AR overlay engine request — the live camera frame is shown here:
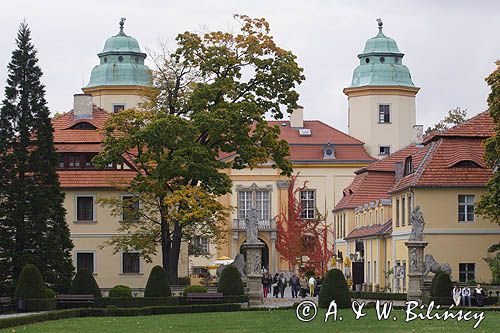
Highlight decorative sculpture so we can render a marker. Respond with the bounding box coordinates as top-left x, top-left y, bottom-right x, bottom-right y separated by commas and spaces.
409, 206, 425, 241
409, 248, 419, 272
245, 208, 259, 244
216, 253, 246, 278
253, 254, 261, 274
423, 254, 452, 276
